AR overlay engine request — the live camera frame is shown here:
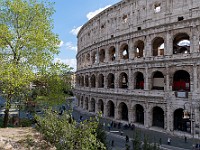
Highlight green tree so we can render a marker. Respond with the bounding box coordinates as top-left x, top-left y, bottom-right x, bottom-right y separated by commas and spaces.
35, 109, 107, 150
132, 130, 141, 150
0, 0, 61, 127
